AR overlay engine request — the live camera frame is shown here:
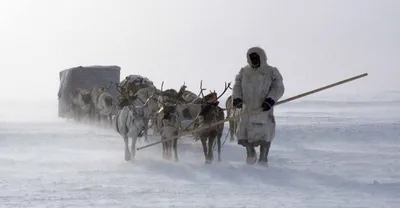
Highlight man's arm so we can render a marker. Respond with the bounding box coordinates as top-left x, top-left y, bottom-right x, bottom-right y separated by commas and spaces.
267, 67, 285, 102
232, 68, 244, 100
